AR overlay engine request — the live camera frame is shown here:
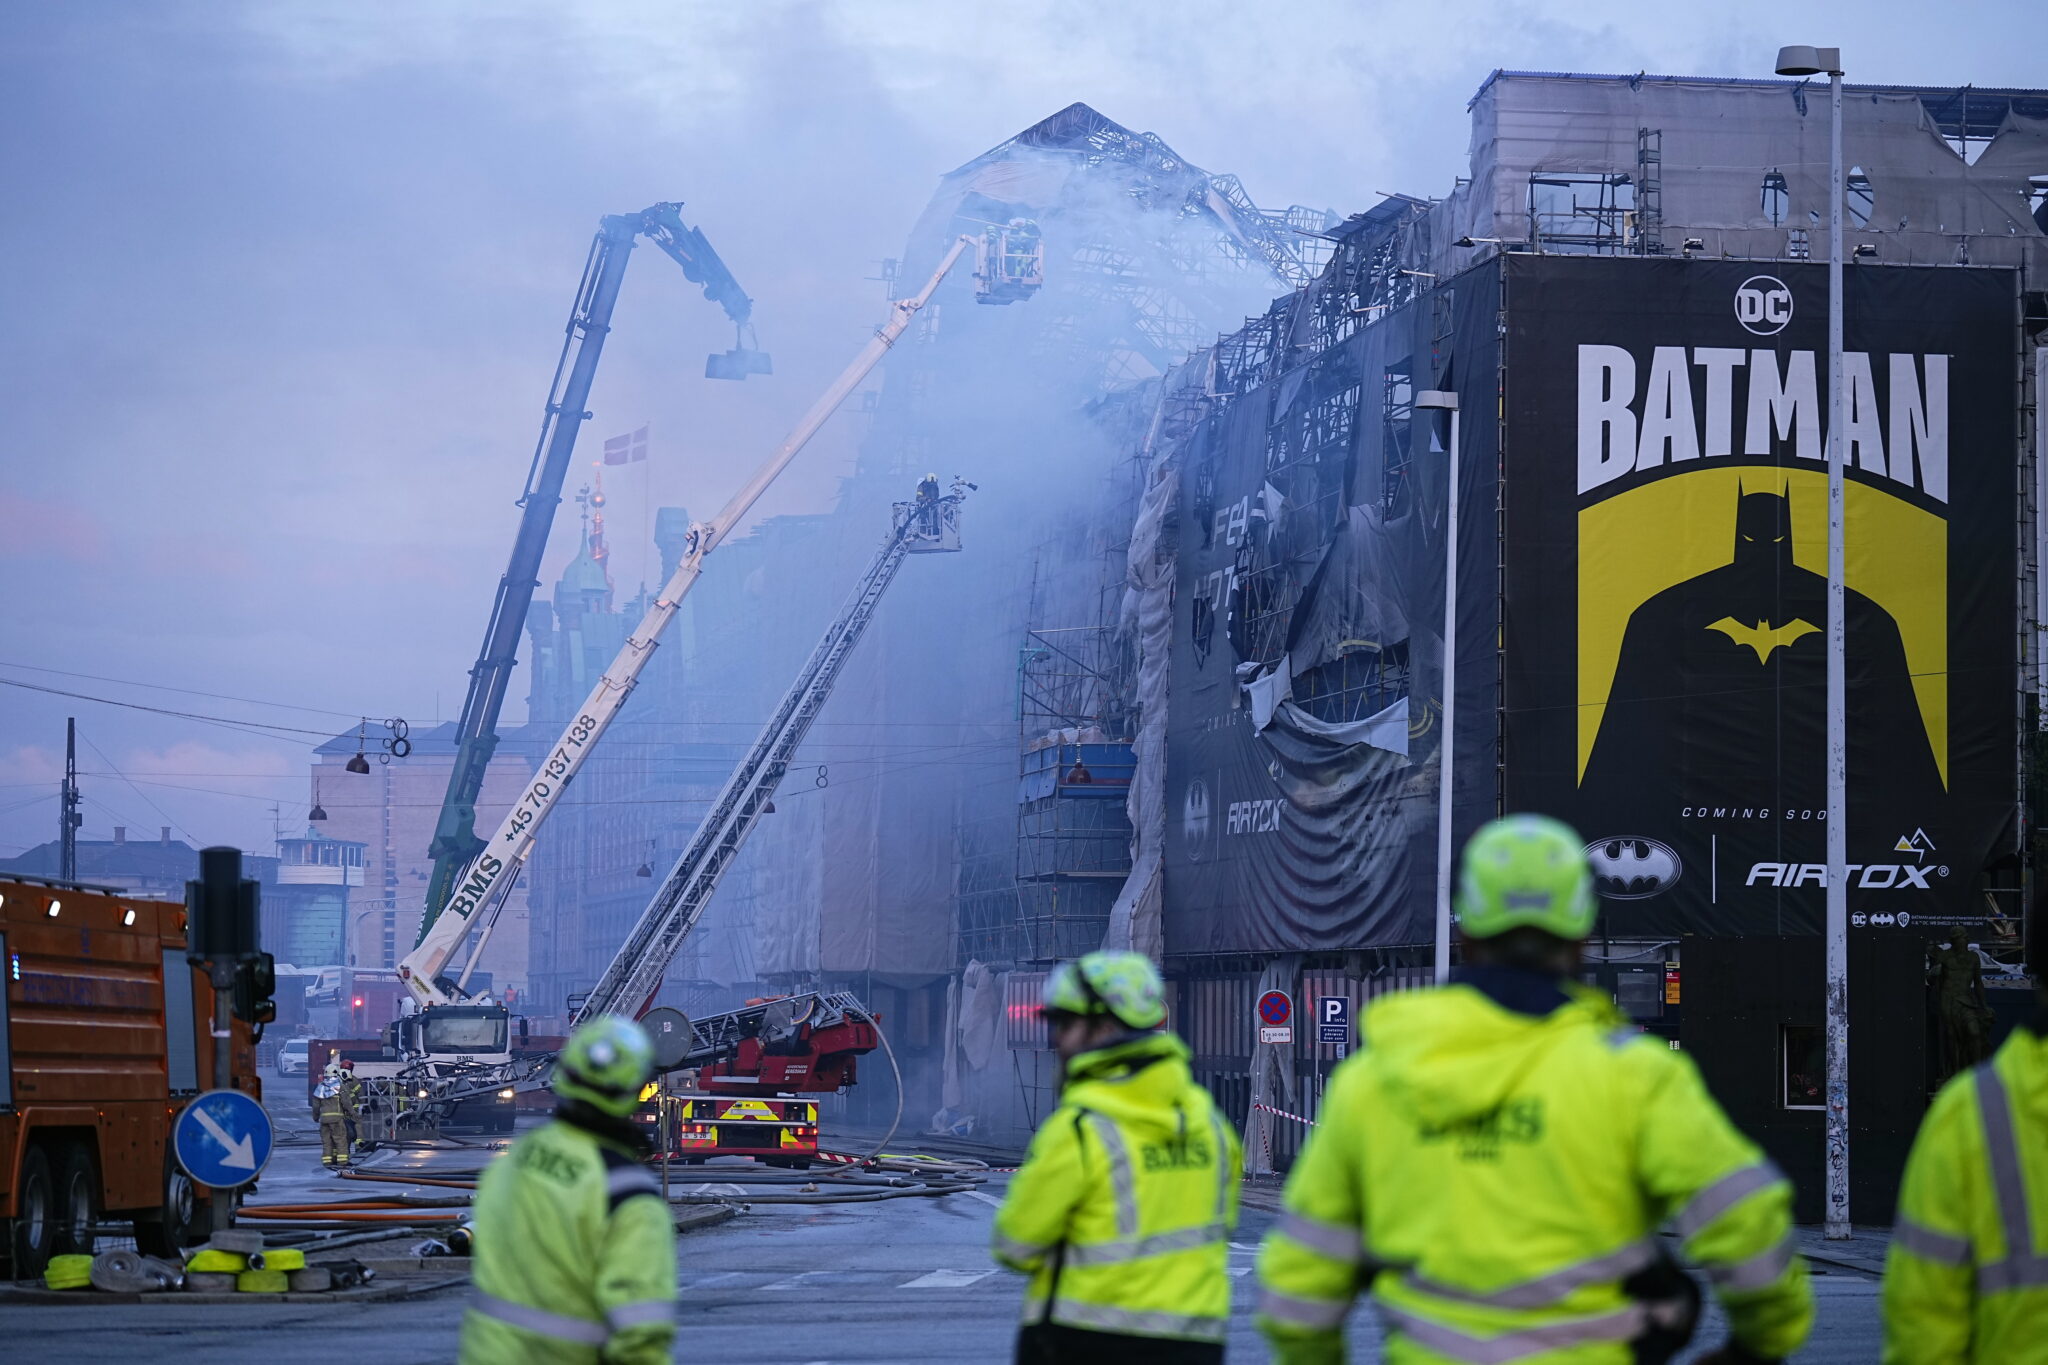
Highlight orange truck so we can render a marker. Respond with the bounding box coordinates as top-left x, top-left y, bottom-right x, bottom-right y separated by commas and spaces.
1, 874, 259, 1276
